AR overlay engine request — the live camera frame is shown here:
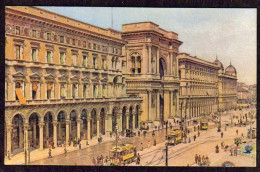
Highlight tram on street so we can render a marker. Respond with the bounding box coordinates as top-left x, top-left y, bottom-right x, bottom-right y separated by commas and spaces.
109, 143, 136, 165
167, 129, 182, 145
200, 119, 208, 130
